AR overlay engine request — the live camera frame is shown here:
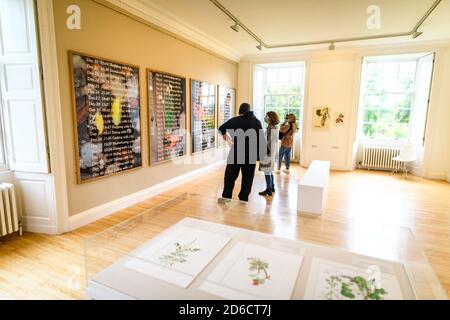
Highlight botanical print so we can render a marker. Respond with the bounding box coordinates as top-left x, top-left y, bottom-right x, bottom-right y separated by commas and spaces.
324, 274, 388, 300
200, 242, 303, 299
247, 257, 271, 286
159, 239, 200, 267
334, 112, 345, 126
124, 225, 232, 288
304, 258, 404, 300
313, 107, 331, 130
